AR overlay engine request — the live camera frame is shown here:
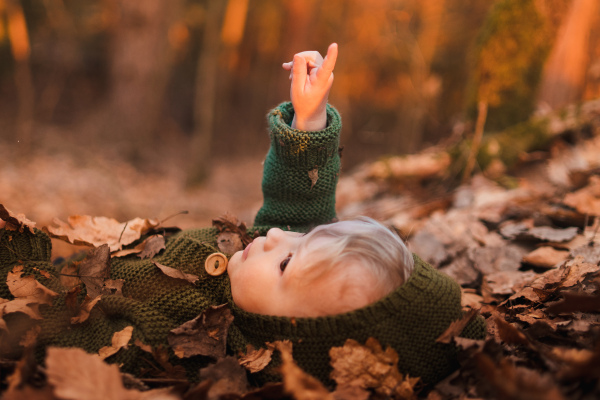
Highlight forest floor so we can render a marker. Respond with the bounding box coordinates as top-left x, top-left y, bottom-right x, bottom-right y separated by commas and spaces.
2, 112, 600, 399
